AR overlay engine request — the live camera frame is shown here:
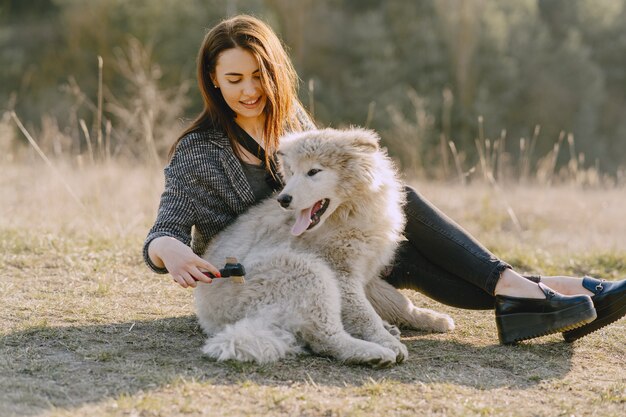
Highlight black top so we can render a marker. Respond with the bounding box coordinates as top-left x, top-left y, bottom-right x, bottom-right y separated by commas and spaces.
240, 161, 275, 203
